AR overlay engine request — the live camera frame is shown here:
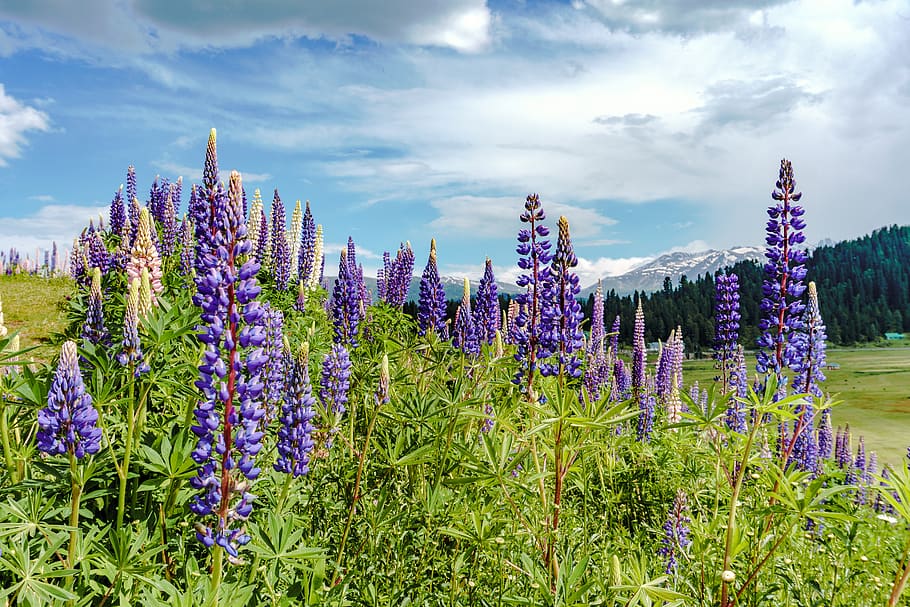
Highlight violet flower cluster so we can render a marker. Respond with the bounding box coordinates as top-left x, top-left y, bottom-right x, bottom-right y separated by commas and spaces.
297, 200, 317, 286
82, 268, 110, 347
417, 239, 447, 338
189, 140, 267, 558
378, 242, 415, 309
36, 341, 101, 459
452, 278, 480, 356
270, 190, 291, 291
331, 249, 363, 347
320, 343, 352, 417
109, 185, 126, 236
473, 258, 500, 345
539, 216, 584, 378
259, 303, 285, 422
116, 279, 150, 375
658, 489, 691, 575
274, 344, 316, 478
756, 159, 808, 381
713, 272, 741, 393
512, 194, 552, 394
